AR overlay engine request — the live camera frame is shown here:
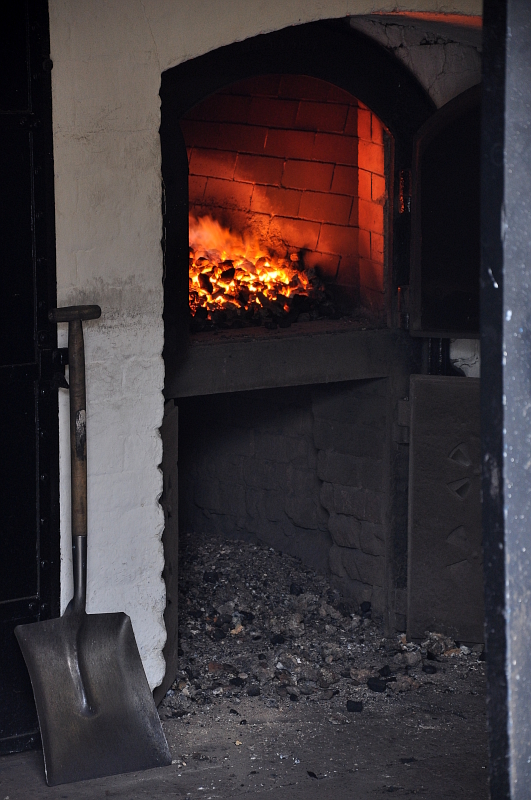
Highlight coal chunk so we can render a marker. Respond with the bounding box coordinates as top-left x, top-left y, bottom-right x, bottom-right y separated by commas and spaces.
203, 571, 219, 584
379, 664, 391, 678
198, 273, 213, 293
229, 676, 246, 687
367, 677, 387, 693
292, 295, 311, 313
290, 583, 303, 596
346, 700, 363, 712
270, 634, 285, 645
247, 685, 261, 697
422, 663, 437, 674
360, 601, 372, 618
220, 266, 235, 281
171, 708, 189, 719
336, 602, 352, 618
